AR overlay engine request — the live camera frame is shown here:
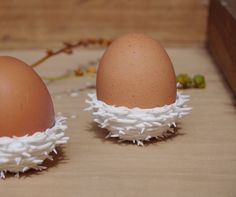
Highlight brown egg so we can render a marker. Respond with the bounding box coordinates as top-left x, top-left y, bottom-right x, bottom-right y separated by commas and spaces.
0, 56, 55, 137
96, 33, 176, 108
